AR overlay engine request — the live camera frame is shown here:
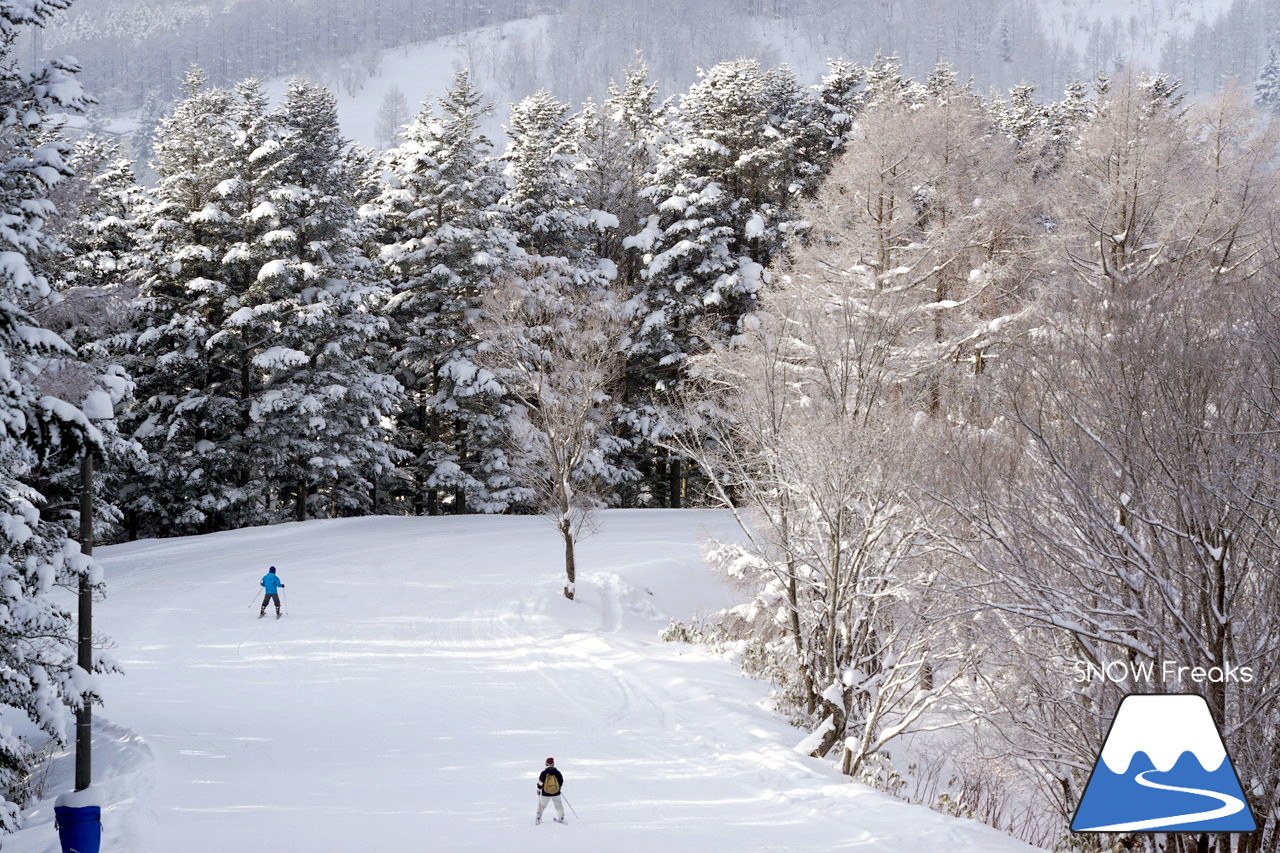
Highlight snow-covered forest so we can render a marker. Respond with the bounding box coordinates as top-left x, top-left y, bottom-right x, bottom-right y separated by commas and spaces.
18, 1, 1280, 125
6, 0, 1280, 850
